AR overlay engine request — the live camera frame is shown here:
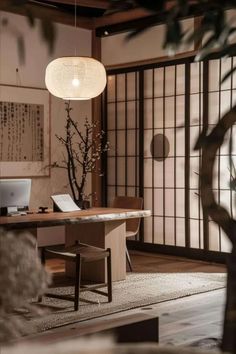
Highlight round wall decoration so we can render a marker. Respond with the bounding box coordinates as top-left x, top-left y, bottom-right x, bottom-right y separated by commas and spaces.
150, 134, 170, 161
